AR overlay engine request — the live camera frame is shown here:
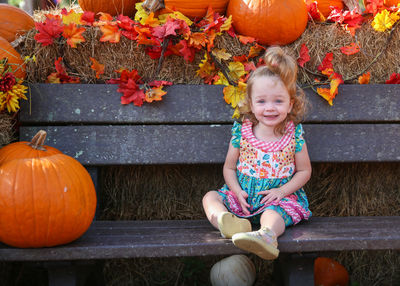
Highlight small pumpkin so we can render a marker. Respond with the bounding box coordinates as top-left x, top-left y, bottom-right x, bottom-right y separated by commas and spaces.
0, 36, 26, 79
0, 4, 35, 42
142, 0, 230, 19
0, 130, 97, 248
226, 0, 308, 46
384, 0, 400, 7
314, 257, 349, 286
306, 0, 344, 17
78, 0, 138, 16
210, 255, 256, 286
